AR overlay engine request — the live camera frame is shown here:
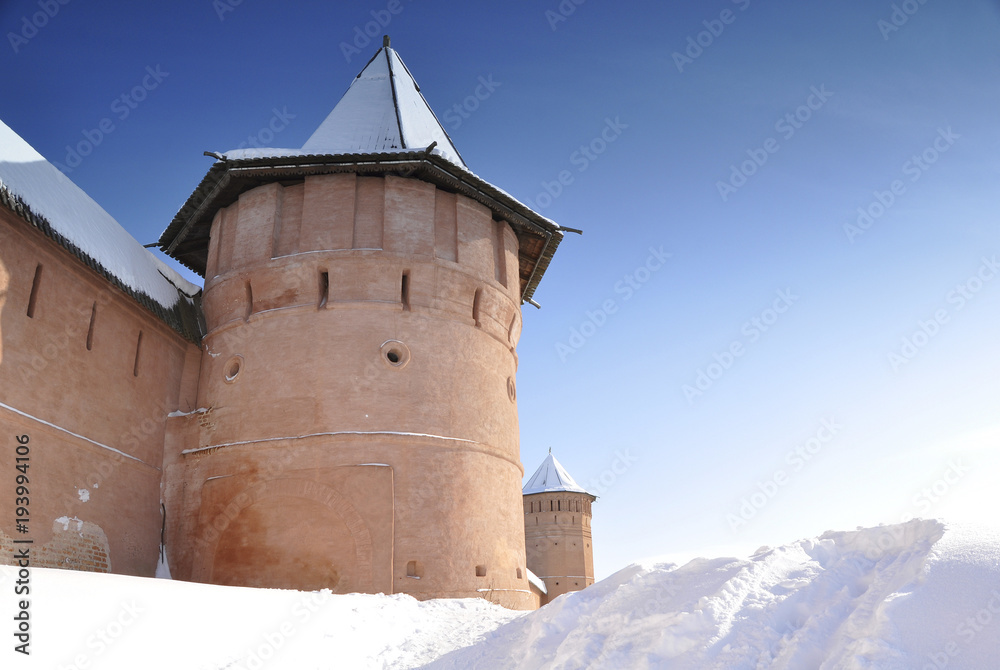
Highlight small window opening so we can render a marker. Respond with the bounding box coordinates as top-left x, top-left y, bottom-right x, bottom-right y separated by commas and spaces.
245, 280, 254, 320
558, 500, 561, 511
133, 331, 143, 377
401, 271, 410, 311
472, 288, 482, 327
318, 271, 329, 309
225, 356, 243, 382
475, 565, 487, 577
86, 302, 97, 351
27, 264, 42, 318
406, 560, 422, 578
516, 568, 523, 579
